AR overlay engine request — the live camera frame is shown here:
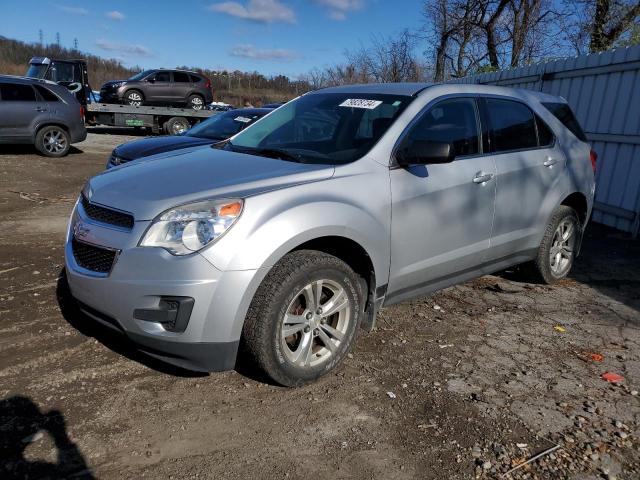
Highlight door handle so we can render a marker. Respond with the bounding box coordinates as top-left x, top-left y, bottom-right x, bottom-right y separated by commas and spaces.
543, 157, 558, 167
35, 107, 48, 112
473, 172, 494, 184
